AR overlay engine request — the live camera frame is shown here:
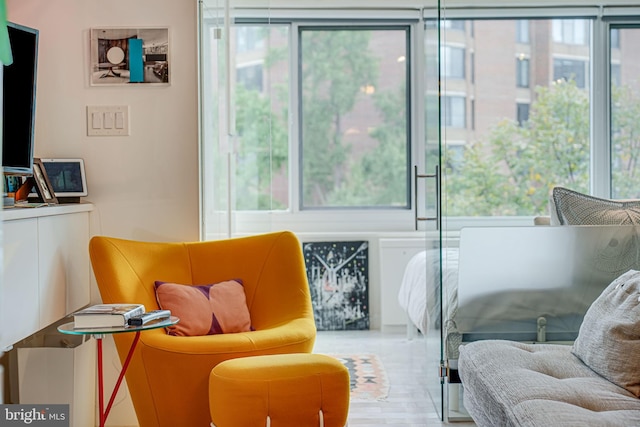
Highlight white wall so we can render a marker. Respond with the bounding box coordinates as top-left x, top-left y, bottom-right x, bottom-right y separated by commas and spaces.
6, 1, 199, 425
7, 0, 200, 247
